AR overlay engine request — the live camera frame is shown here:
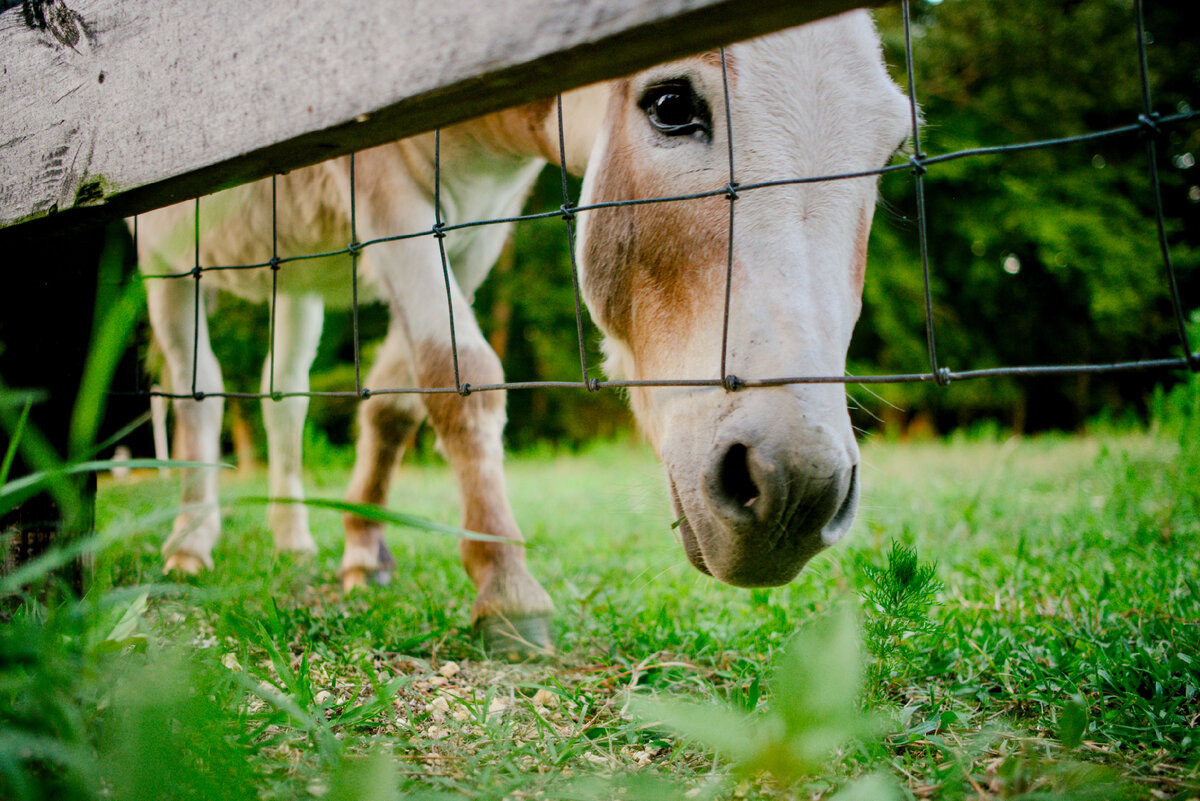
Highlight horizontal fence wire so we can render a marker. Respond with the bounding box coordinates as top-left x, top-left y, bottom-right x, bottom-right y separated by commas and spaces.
134, 0, 1198, 403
